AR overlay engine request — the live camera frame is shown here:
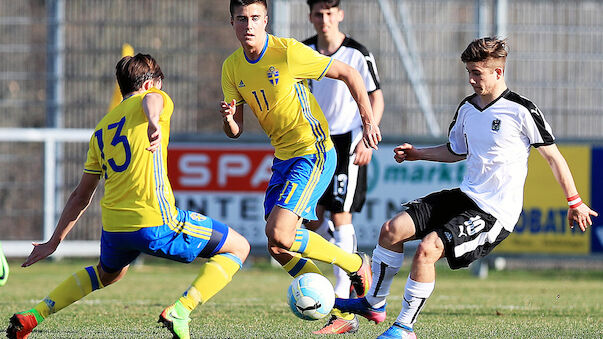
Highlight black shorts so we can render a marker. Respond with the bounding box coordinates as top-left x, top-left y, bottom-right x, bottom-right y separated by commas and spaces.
405, 188, 510, 269
318, 130, 367, 213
